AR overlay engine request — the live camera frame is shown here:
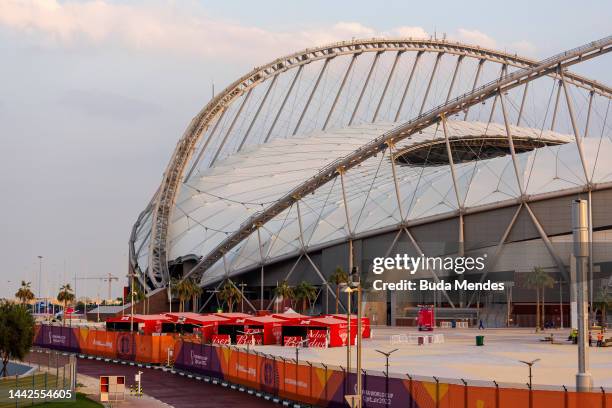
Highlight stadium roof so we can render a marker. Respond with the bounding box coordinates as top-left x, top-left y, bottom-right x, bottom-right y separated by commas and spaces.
161, 120, 611, 286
